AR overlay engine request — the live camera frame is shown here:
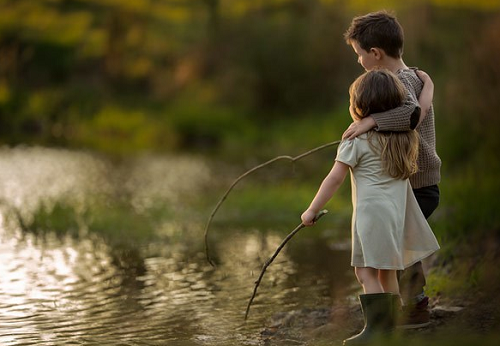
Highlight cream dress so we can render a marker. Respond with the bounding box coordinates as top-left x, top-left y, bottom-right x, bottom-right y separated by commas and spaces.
336, 134, 440, 270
